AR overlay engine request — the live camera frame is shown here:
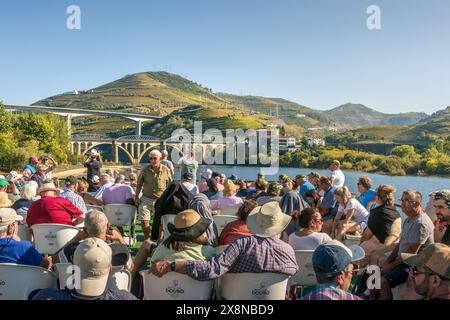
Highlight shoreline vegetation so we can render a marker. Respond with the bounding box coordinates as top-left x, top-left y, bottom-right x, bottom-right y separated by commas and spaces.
0, 103, 448, 178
